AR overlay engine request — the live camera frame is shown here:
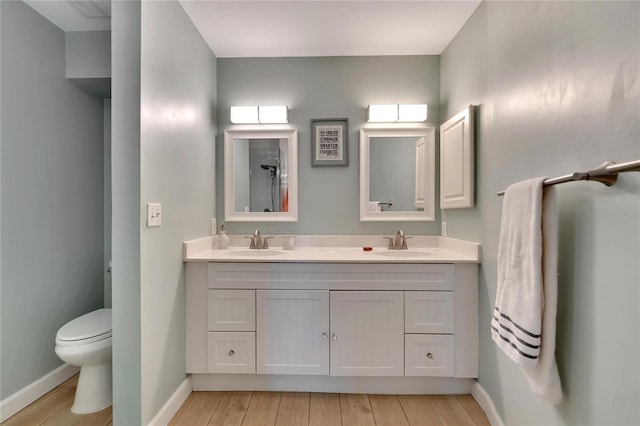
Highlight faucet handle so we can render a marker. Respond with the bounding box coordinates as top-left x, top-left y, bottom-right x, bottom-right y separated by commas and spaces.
383, 237, 395, 250
244, 235, 256, 249
262, 236, 273, 249
401, 236, 412, 249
